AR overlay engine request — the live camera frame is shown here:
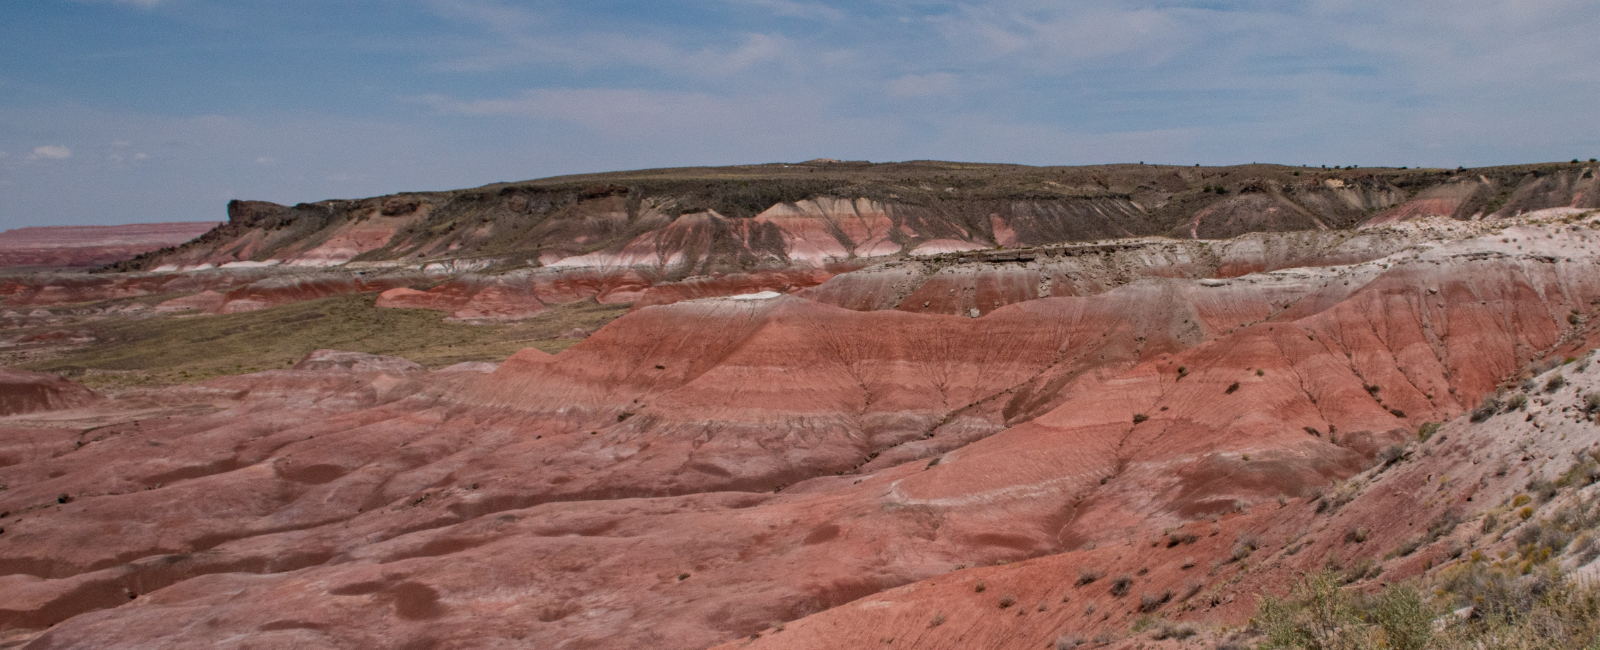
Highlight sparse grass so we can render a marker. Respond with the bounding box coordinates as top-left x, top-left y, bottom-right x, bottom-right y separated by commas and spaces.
18, 293, 630, 389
